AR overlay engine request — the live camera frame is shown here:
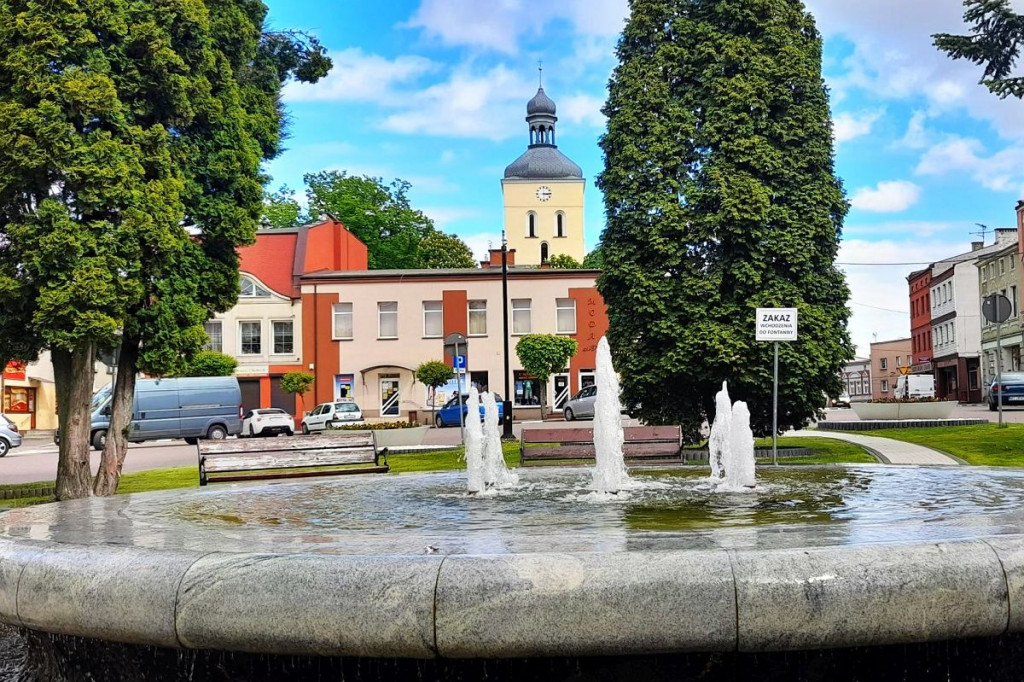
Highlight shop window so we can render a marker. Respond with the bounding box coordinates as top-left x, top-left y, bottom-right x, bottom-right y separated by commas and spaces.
514, 371, 541, 406
3, 386, 35, 413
